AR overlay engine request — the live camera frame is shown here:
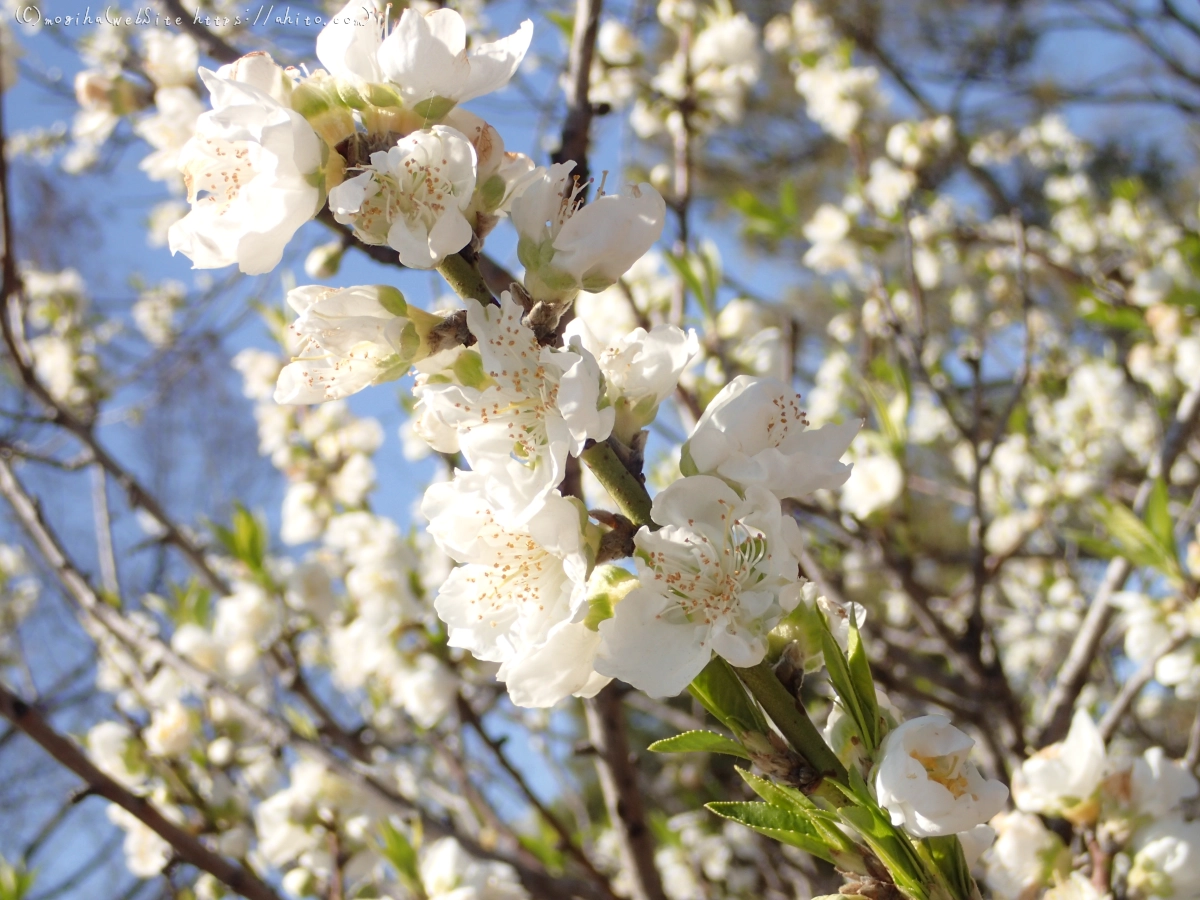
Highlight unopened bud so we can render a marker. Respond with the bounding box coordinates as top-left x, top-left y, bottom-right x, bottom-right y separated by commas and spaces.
304, 241, 345, 279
